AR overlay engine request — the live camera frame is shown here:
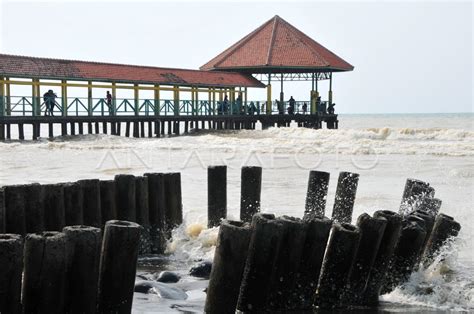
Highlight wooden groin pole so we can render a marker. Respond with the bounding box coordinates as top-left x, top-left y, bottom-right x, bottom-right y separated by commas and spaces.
22, 231, 68, 313
305, 170, 330, 217
418, 197, 442, 215
331, 172, 359, 224
42, 183, 66, 231
23, 183, 45, 233
314, 223, 360, 309
422, 213, 461, 267
205, 220, 252, 314
297, 213, 332, 309
240, 166, 262, 223
99, 180, 117, 224
78, 179, 102, 228
4, 185, 27, 235
97, 220, 142, 313
0, 189, 4, 233
208, 165, 227, 227
144, 173, 166, 253
114, 174, 137, 222
346, 213, 387, 305
163, 173, 183, 234
64, 226, 102, 314
135, 176, 151, 254
0, 234, 23, 314
64, 182, 84, 226
237, 213, 284, 312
